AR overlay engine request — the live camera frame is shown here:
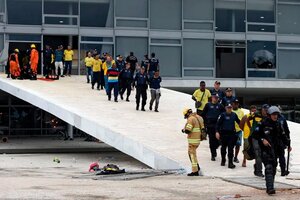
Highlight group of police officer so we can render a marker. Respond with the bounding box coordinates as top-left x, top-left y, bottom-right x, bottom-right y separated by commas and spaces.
183, 80, 292, 195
